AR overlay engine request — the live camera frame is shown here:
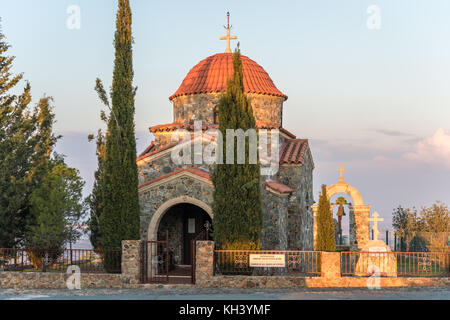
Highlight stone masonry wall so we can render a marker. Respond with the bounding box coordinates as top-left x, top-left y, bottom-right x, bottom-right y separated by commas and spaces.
260, 185, 289, 250
278, 150, 315, 250
139, 175, 213, 240
122, 240, 142, 284
172, 93, 284, 126
195, 241, 214, 284
138, 153, 176, 186
0, 272, 124, 289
